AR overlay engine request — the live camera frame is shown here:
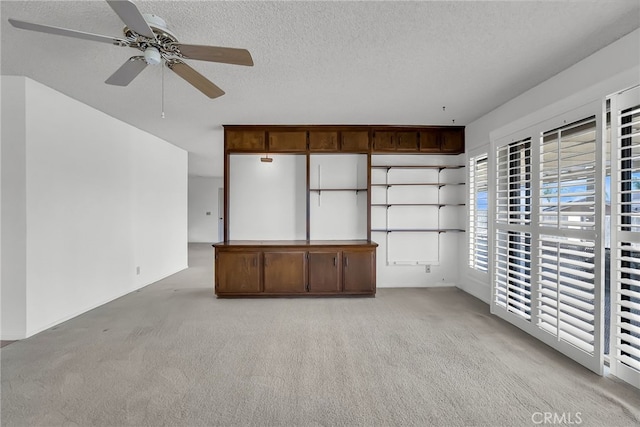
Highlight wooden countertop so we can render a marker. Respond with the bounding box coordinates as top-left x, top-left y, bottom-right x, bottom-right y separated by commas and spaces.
213, 240, 378, 248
